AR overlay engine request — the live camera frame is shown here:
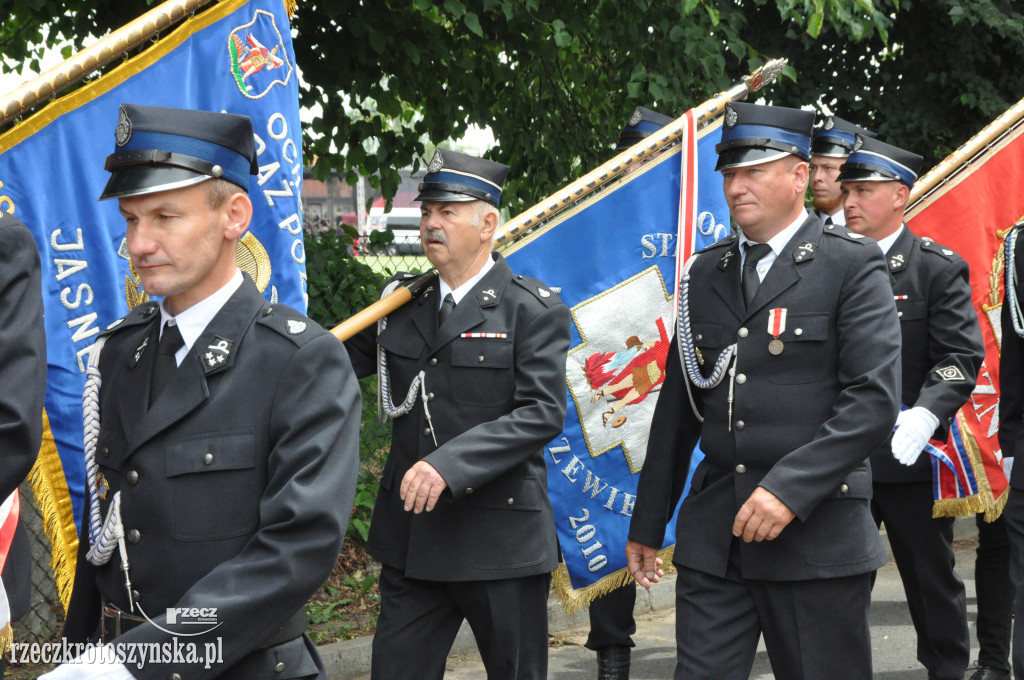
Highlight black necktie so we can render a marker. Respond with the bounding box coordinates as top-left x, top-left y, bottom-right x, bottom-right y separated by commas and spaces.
824, 215, 834, 226
742, 243, 772, 307
438, 293, 456, 327
150, 322, 184, 407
